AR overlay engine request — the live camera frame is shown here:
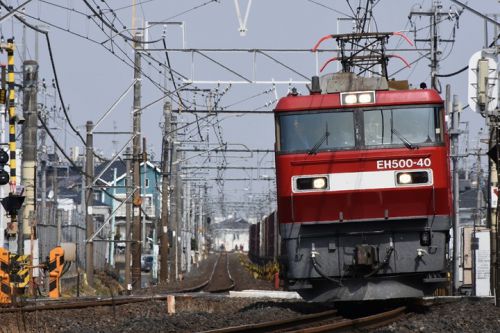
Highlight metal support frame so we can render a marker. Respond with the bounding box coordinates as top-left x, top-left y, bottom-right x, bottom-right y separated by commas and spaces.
147, 48, 427, 85
87, 188, 137, 242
